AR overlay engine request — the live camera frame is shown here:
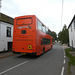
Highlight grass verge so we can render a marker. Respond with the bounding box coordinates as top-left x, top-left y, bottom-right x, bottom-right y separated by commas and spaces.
65, 48, 75, 74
